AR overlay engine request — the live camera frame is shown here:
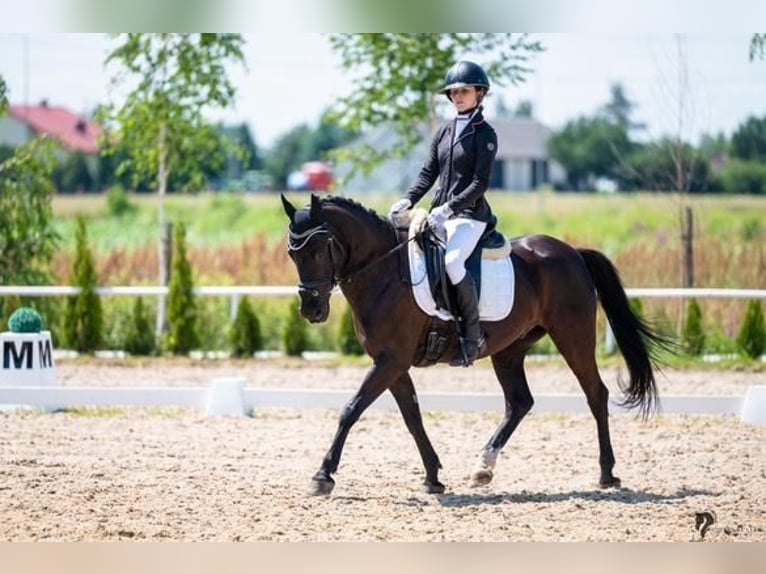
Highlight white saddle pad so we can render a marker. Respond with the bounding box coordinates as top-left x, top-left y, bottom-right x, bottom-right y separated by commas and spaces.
405, 212, 515, 322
